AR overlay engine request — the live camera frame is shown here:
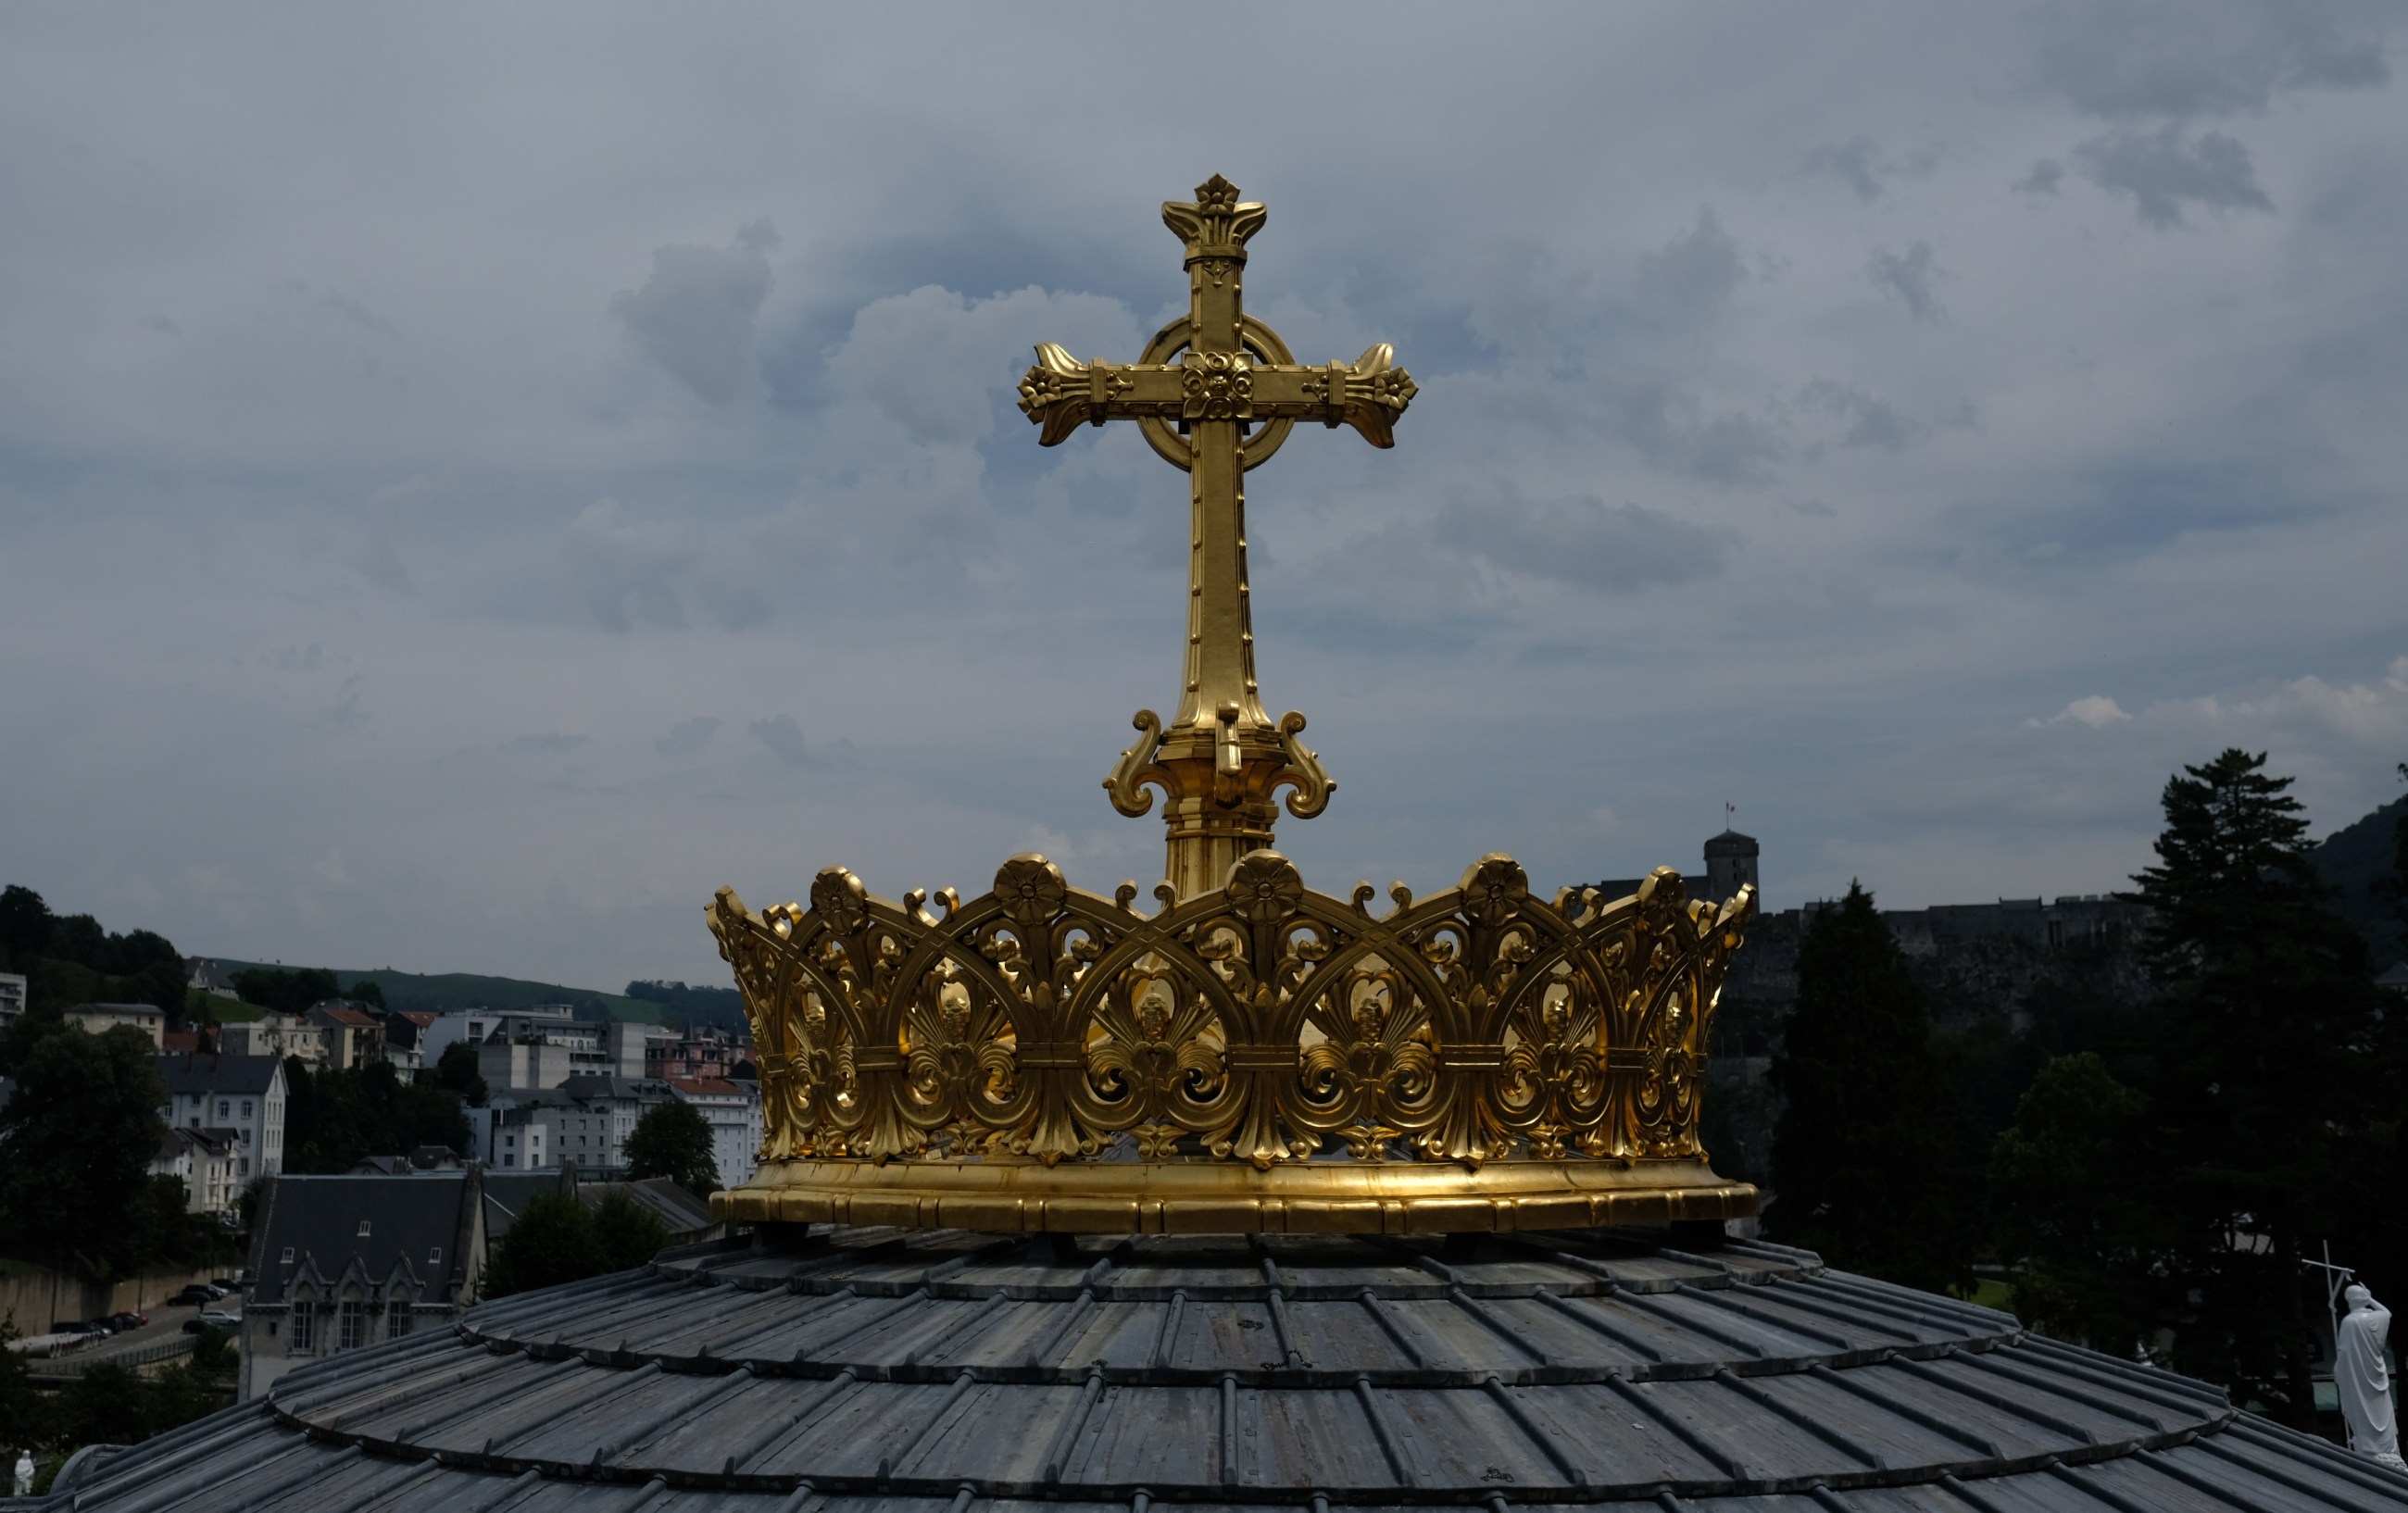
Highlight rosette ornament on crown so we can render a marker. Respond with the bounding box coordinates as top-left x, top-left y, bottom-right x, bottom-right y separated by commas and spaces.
1016, 175, 1418, 902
